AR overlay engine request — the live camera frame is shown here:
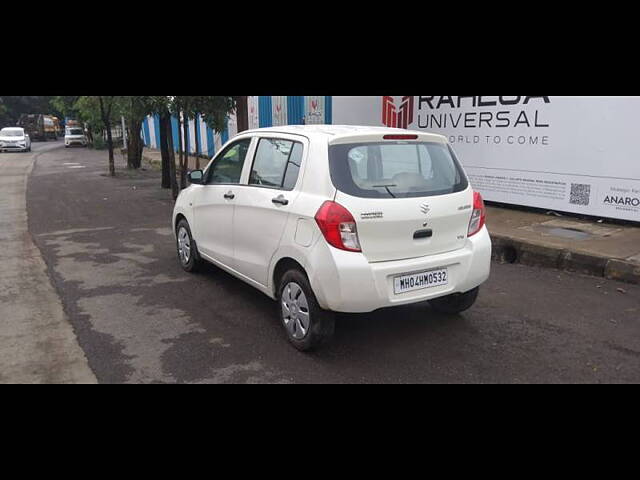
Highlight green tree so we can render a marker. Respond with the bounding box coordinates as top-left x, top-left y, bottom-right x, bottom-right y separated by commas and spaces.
171, 96, 236, 189
119, 96, 158, 170
75, 96, 121, 176
51, 96, 81, 121
147, 96, 177, 195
